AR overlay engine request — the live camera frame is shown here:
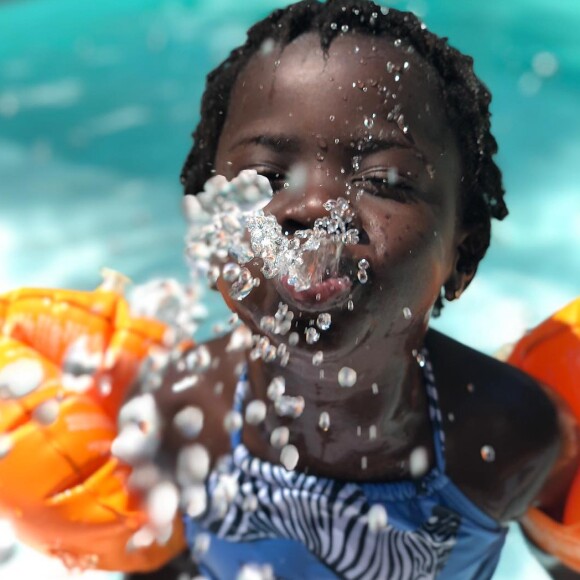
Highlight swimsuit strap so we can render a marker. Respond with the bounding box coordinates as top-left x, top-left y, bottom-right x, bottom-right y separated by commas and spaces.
231, 346, 447, 473
420, 347, 447, 473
